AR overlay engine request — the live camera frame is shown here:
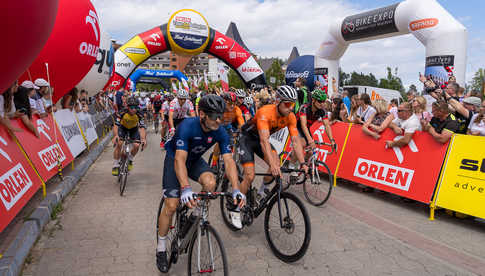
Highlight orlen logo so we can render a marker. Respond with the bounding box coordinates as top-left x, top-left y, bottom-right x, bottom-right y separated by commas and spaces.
313, 125, 331, 163
353, 158, 414, 191
242, 67, 262, 73
37, 144, 66, 171
147, 33, 162, 47
409, 18, 438, 31
80, 10, 100, 58
0, 164, 34, 211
